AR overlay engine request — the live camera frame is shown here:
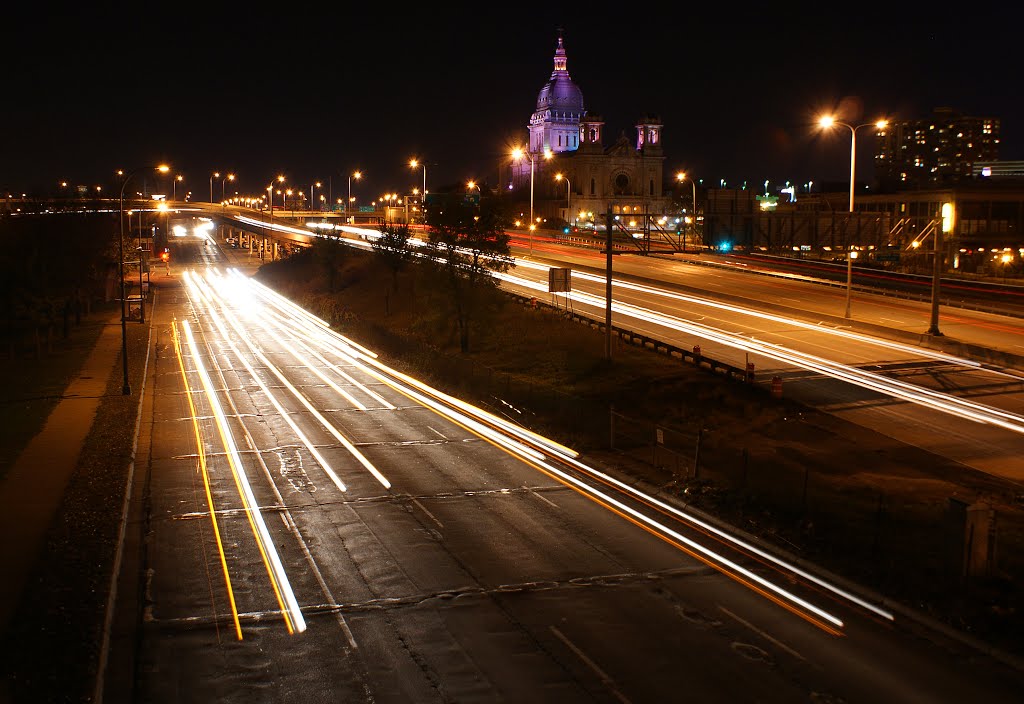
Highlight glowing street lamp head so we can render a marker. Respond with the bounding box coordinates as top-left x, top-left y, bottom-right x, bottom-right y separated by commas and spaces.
818, 115, 836, 129
409, 159, 419, 169
511, 147, 524, 162
157, 165, 170, 174
353, 171, 362, 180
875, 119, 889, 130
676, 171, 687, 182
555, 173, 564, 182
